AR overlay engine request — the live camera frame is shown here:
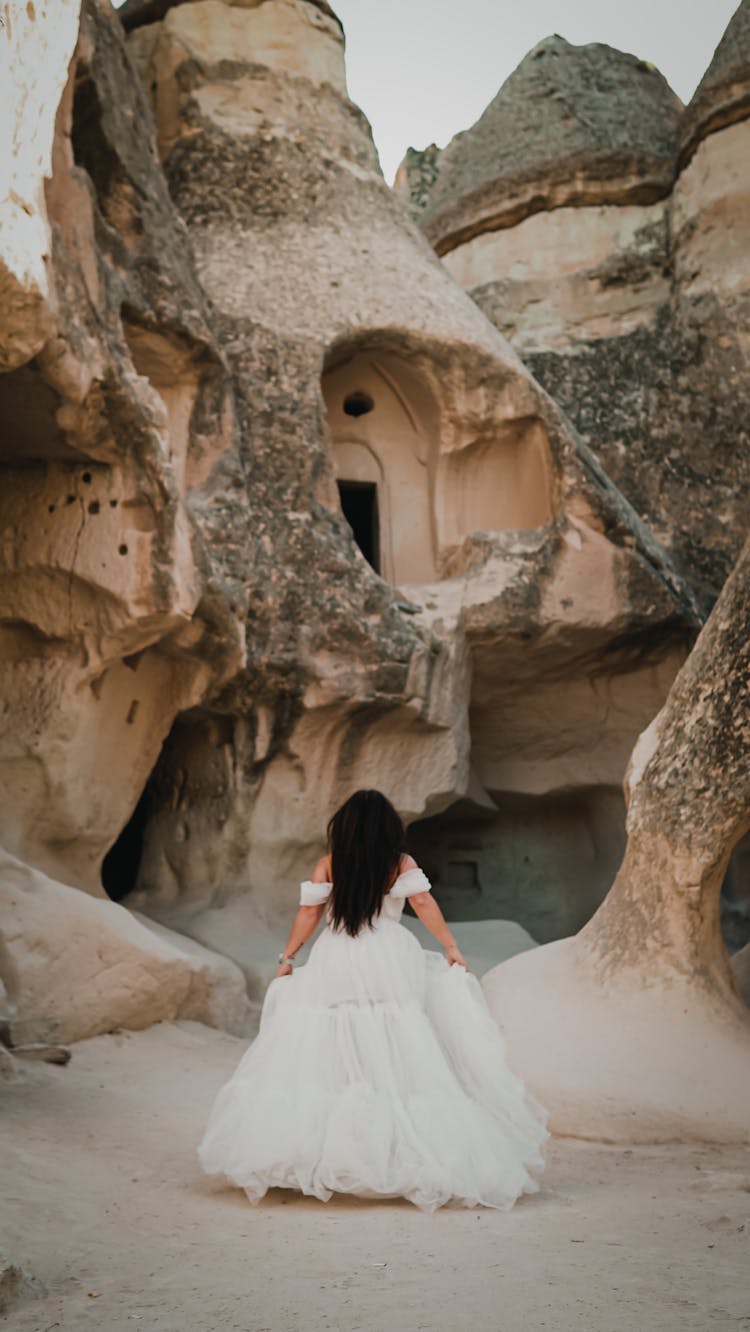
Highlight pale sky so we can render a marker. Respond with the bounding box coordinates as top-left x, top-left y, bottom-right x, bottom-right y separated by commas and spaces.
114, 0, 741, 182
333, 0, 740, 181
